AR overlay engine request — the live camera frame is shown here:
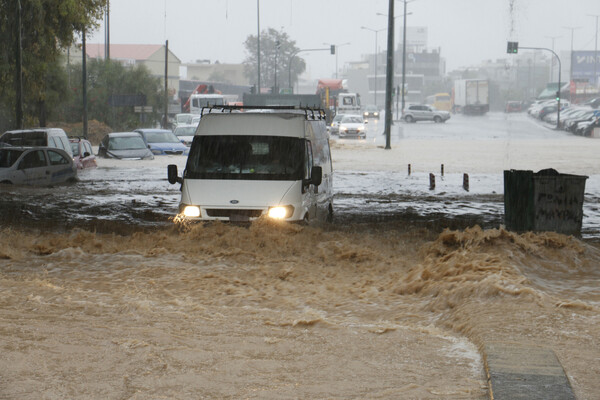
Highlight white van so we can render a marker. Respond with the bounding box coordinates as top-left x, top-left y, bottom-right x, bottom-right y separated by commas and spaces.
167, 107, 333, 223
0, 128, 74, 158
